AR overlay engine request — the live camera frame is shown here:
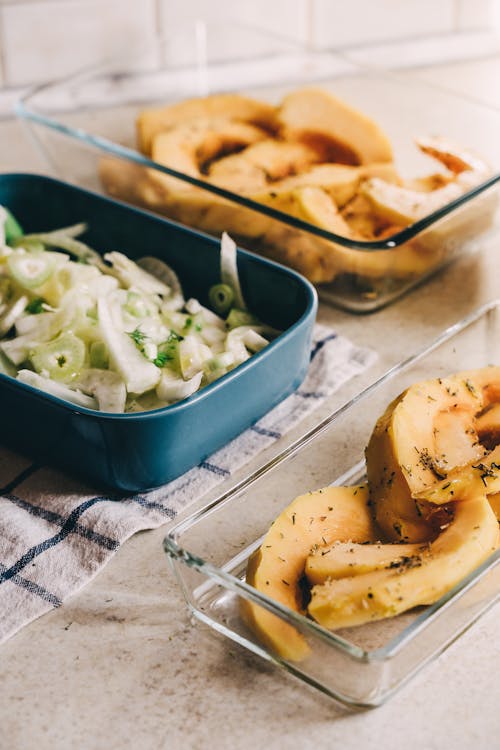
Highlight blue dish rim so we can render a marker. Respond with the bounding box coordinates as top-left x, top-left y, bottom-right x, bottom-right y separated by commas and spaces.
0, 173, 318, 421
